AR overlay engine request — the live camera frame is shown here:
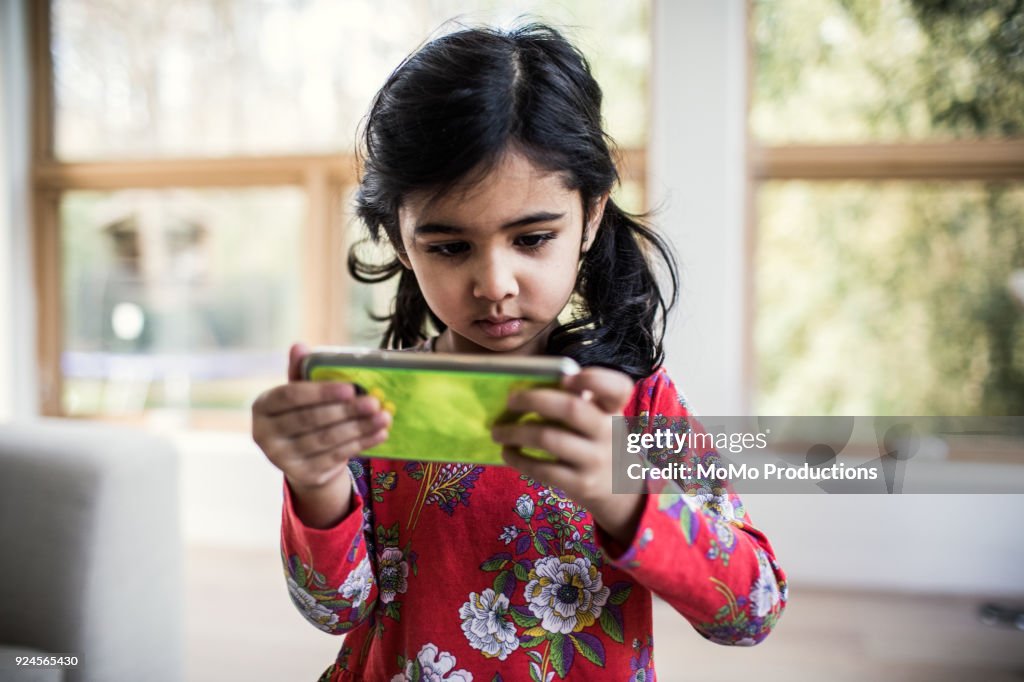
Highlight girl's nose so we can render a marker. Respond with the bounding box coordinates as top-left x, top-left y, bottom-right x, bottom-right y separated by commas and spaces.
472, 253, 519, 301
